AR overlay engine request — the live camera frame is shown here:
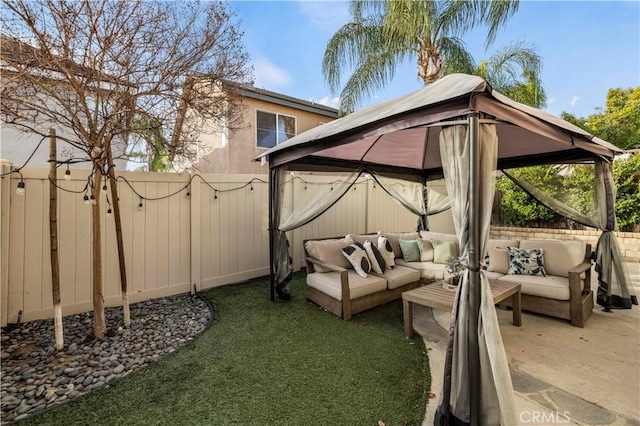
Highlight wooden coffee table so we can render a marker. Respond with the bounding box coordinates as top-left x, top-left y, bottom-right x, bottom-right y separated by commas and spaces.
402, 280, 521, 338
